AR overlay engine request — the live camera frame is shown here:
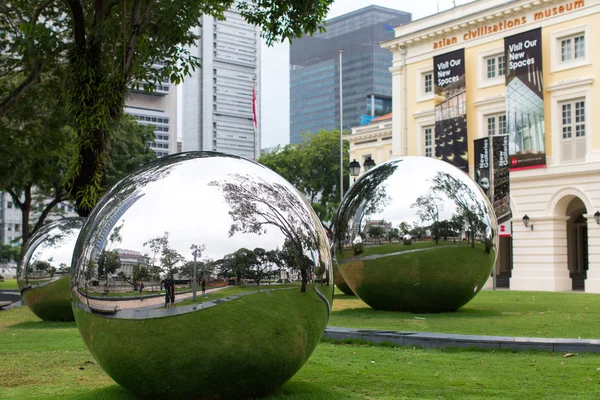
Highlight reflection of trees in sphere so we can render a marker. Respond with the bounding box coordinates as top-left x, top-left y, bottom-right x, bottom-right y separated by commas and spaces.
70, 152, 333, 399
334, 157, 497, 313
18, 217, 84, 321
